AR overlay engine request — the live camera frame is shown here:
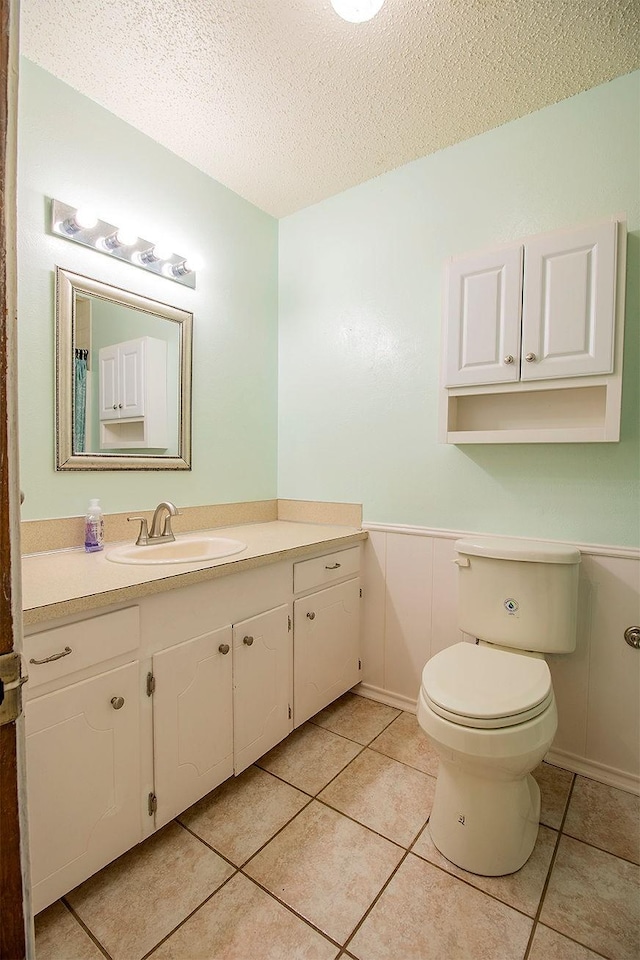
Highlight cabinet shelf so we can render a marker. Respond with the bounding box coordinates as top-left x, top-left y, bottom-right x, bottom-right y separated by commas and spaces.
445, 382, 620, 444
